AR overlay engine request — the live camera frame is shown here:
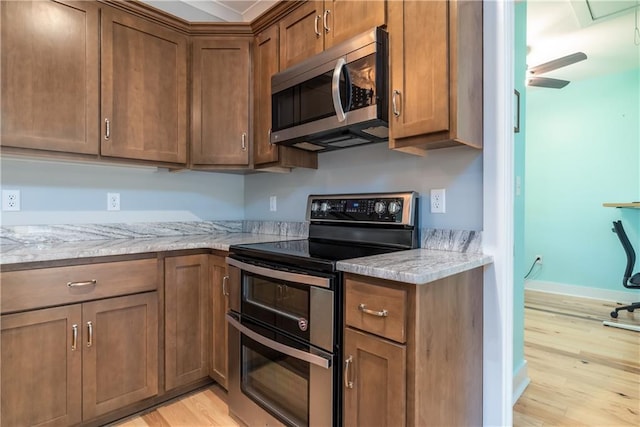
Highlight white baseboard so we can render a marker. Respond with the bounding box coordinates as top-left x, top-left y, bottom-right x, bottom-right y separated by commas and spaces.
512, 360, 530, 405
525, 280, 640, 303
